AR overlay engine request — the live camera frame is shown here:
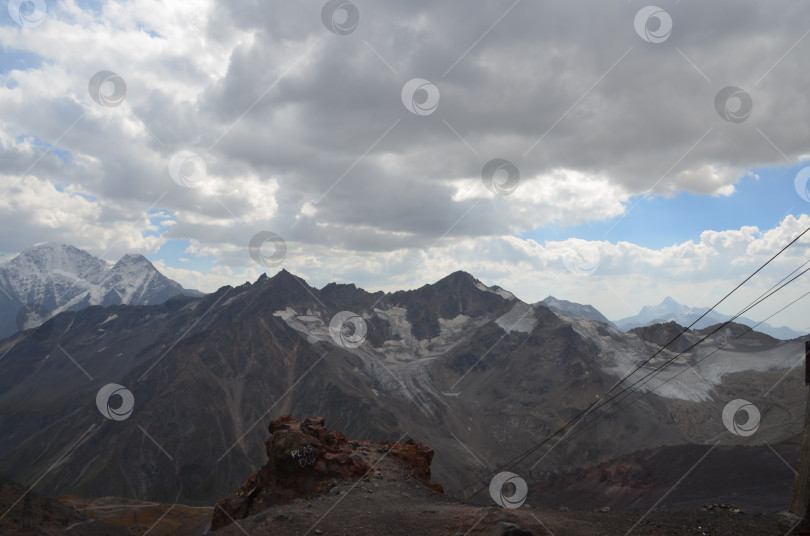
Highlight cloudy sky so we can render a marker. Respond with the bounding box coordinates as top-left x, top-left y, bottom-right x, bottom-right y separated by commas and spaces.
3, 0, 810, 330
